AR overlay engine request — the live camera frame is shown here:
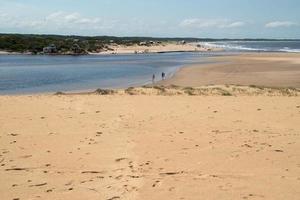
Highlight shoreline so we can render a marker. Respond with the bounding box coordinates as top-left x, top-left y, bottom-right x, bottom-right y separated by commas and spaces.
159, 52, 300, 88
1, 52, 300, 96
0, 43, 220, 56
